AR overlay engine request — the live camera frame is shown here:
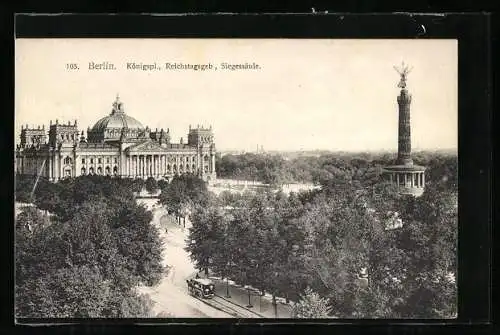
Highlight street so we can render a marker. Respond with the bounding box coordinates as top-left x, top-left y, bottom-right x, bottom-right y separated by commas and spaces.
137, 201, 234, 318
